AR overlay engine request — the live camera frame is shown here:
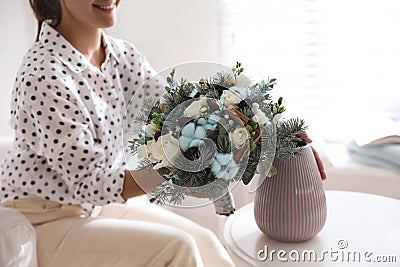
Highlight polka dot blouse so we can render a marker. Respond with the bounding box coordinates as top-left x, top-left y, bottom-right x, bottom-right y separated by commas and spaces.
0, 22, 160, 212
